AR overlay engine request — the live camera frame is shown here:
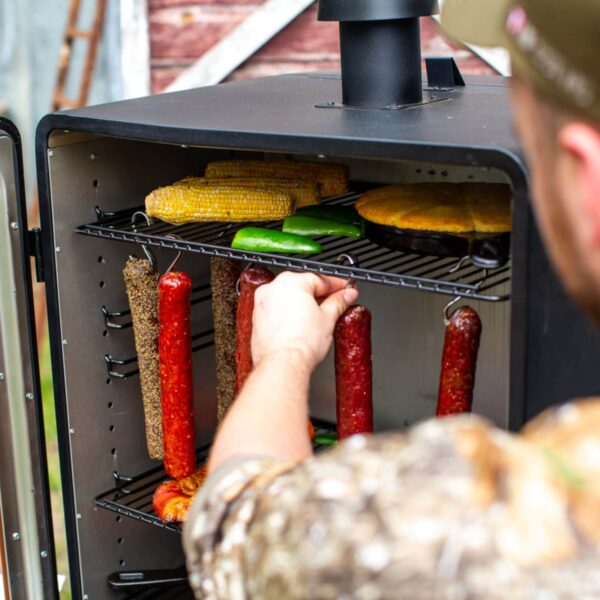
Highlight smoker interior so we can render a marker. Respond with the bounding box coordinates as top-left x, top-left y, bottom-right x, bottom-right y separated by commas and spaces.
41, 128, 515, 597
